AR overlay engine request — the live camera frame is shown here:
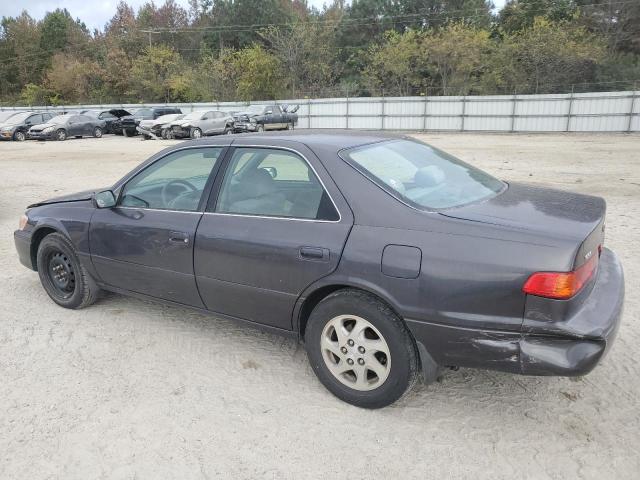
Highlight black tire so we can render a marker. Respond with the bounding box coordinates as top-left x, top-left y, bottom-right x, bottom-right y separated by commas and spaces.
225, 126, 233, 135
305, 289, 419, 409
122, 128, 131, 137
75, 136, 82, 139
190, 127, 202, 139
93, 126, 103, 138
36, 233, 100, 309
13, 130, 26, 141
56, 129, 67, 141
